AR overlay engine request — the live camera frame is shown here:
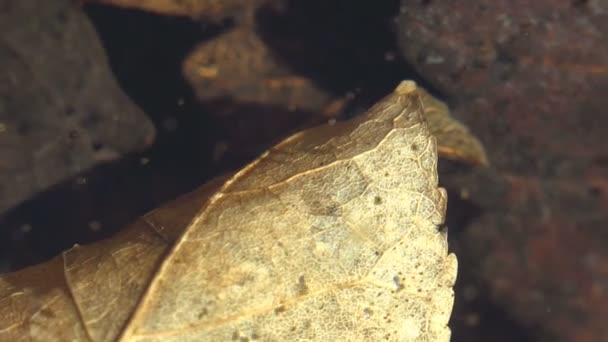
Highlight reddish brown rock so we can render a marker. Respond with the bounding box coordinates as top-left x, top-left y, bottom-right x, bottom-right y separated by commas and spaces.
396, 1, 608, 340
